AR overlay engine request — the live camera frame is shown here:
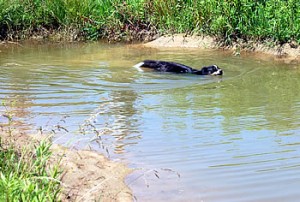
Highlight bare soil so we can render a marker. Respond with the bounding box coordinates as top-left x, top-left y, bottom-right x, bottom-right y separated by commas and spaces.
144, 34, 300, 63
0, 129, 133, 202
